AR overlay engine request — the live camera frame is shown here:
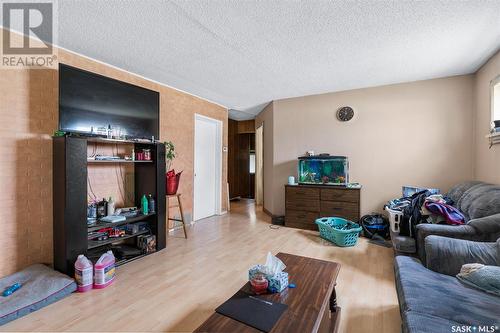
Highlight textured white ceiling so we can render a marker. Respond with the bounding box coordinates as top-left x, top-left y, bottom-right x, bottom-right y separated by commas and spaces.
49, 1, 500, 118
